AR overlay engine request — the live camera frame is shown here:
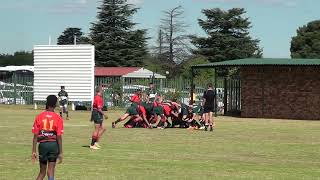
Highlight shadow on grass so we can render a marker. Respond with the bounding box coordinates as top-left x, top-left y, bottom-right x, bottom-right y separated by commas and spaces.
81, 145, 90, 148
